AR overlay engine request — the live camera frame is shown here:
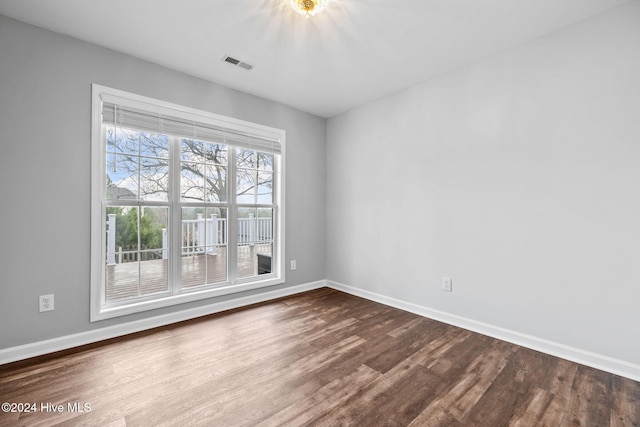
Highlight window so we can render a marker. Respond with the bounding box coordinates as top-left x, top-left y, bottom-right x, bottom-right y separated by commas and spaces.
91, 85, 285, 321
